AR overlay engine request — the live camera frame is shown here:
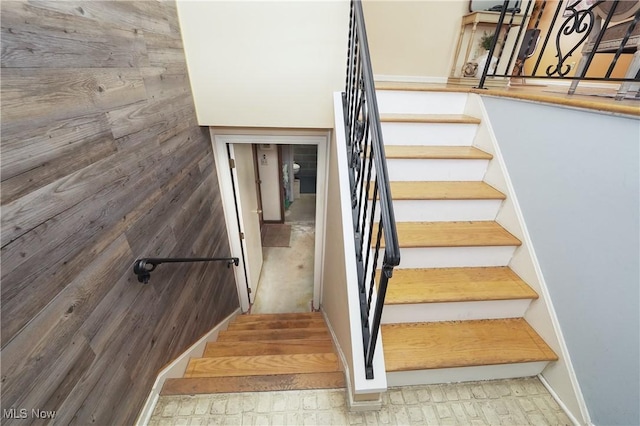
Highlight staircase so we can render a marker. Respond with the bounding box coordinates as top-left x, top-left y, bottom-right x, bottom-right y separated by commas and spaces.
374, 82, 558, 387
161, 312, 345, 395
